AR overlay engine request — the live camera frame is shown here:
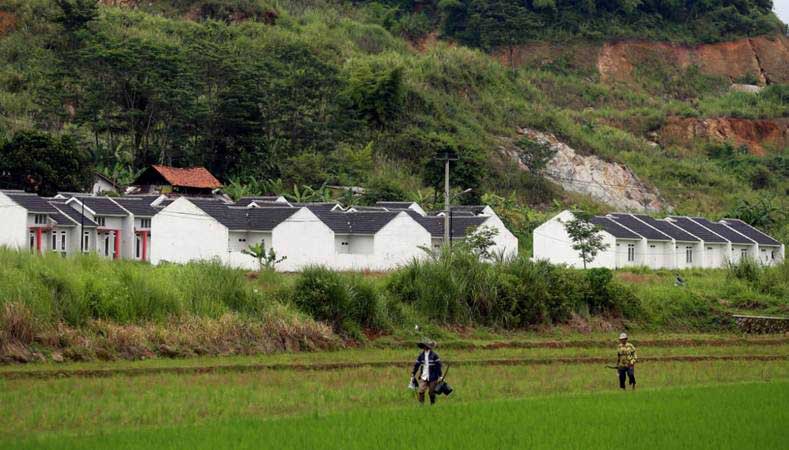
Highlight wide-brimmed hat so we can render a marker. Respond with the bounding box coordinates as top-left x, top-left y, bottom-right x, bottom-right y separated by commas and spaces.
417, 339, 436, 350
